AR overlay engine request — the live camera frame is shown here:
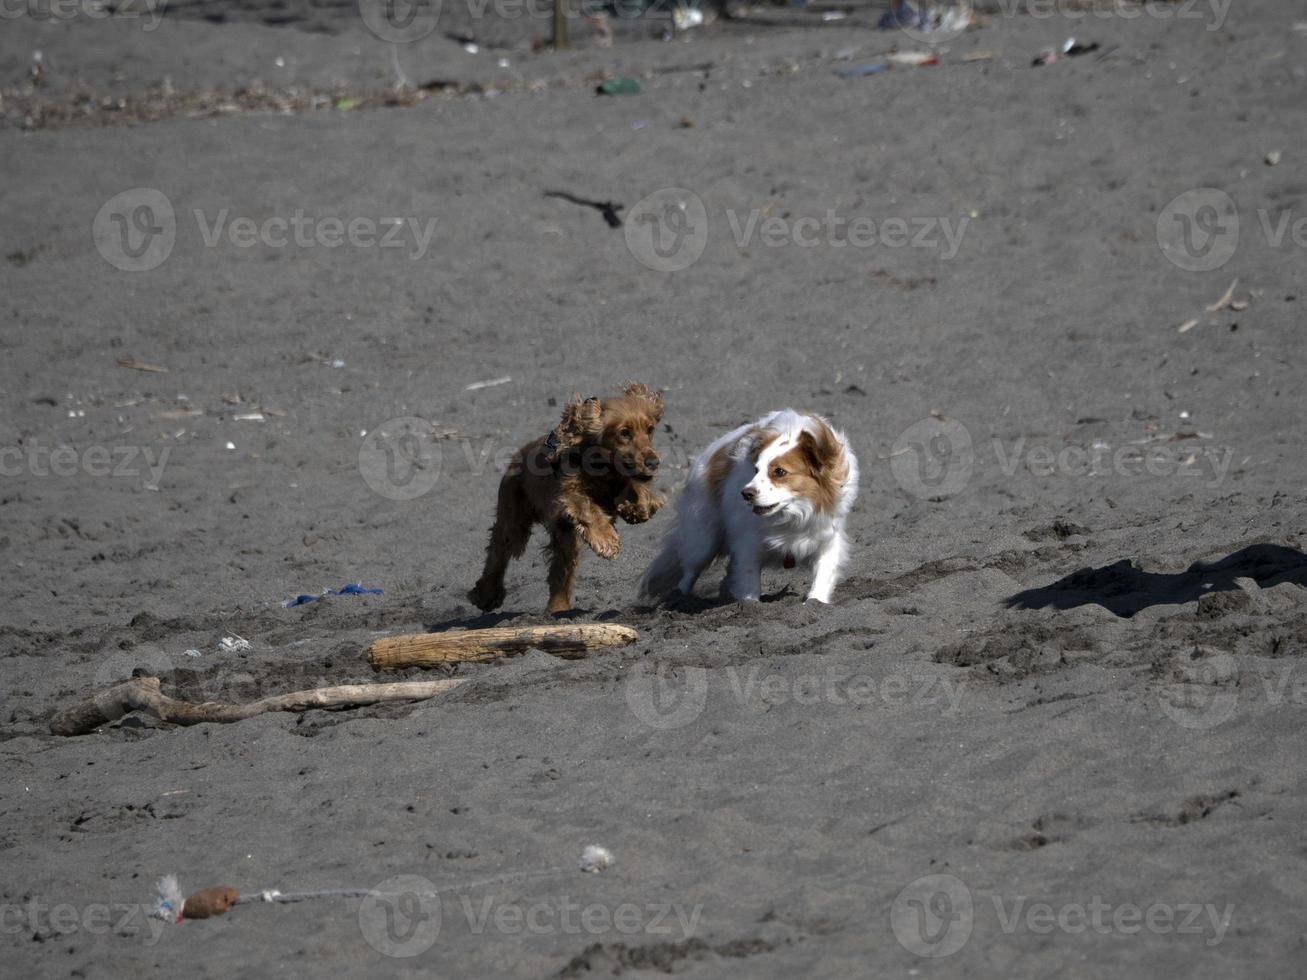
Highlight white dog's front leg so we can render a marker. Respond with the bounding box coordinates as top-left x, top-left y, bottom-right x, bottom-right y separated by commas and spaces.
727, 555, 762, 601
806, 536, 846, 604
722, 506, 763, 601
